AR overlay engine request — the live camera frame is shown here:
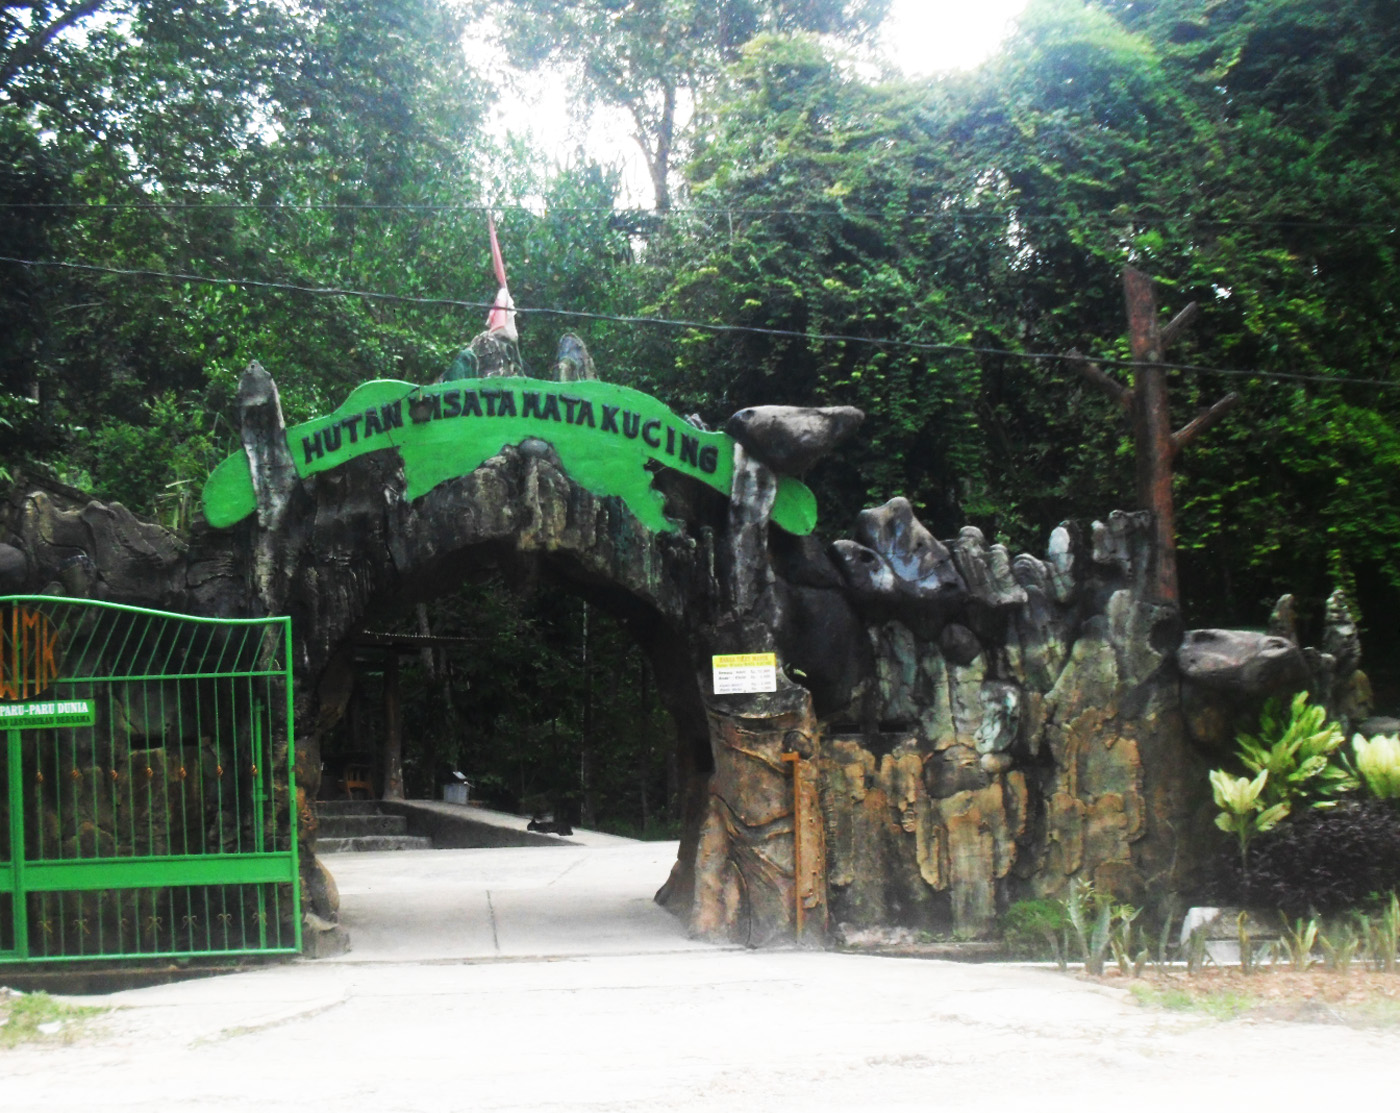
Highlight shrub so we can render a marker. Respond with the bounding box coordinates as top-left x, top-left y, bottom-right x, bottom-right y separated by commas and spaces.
1209, 768, 1289, 882
1001, 899, 1067, 964
1234, 692, 1355, 810
1209, 798, 1400, 916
